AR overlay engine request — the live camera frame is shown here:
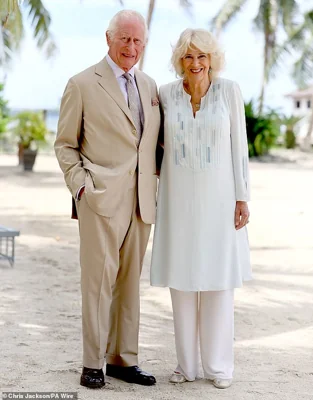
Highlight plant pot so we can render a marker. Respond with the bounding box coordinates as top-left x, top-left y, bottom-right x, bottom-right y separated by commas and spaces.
23, 148, 38, 171
18, 142, 24, 165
